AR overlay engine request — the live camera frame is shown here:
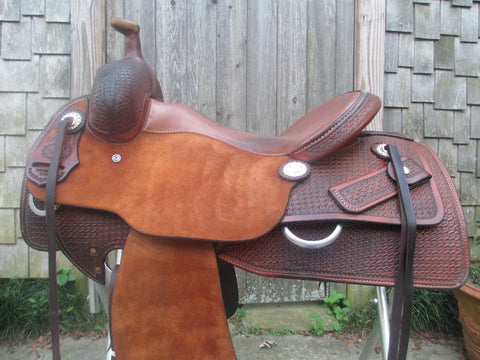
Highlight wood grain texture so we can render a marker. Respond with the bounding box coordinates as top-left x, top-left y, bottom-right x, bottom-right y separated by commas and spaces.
215, 0, 247, 130
70, 0, 106, 97
246, 0, 278, 136
306, 0, 337, 108
355, 0, 385, 131
185, 0, 217, 118
276, 0, 307, 134
156, 0, 187, 104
